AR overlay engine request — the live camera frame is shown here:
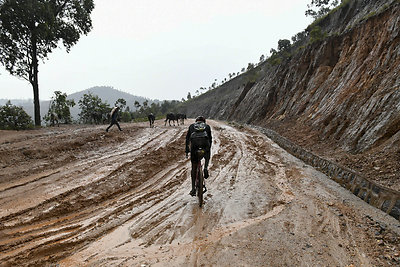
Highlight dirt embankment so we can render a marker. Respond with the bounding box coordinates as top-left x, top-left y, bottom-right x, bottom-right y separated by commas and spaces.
0, 120, 399, 266
179, 1, 400, 192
